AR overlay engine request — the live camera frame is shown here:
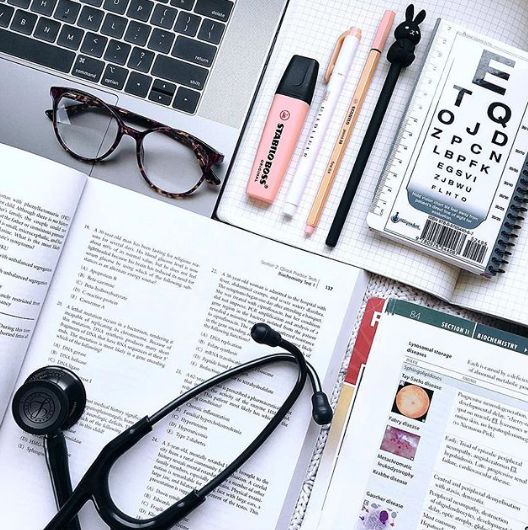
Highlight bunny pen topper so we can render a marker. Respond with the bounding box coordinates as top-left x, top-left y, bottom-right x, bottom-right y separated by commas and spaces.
387, 4, 427, 67
325, 4, 428, 248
